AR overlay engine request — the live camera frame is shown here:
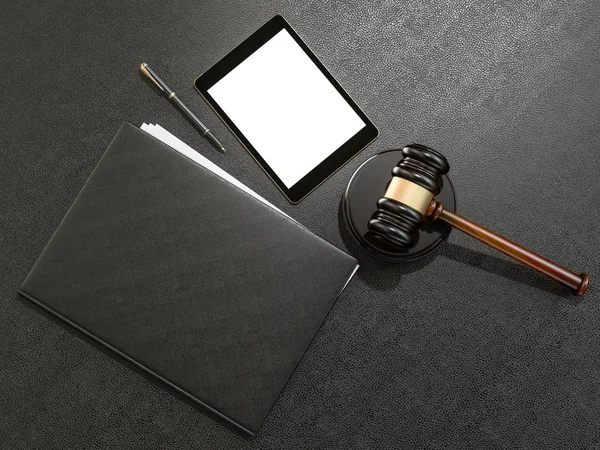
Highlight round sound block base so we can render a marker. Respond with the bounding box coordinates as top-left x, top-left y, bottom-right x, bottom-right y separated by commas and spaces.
342, 149, 456, 263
